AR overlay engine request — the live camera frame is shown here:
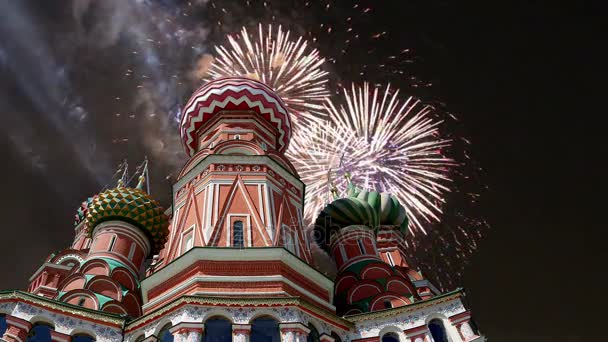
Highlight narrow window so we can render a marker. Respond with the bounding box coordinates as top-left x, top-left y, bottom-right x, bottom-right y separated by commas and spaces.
85, 239, 92, 249
128, 242, 136, 260
357, 239, 366, 254
108, 235, 116, 251
386, 252, 395, 266
77, 297, 86, 306
233, 221, 244, 248
384, 300, 393, 309
234, 134, 241, 140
